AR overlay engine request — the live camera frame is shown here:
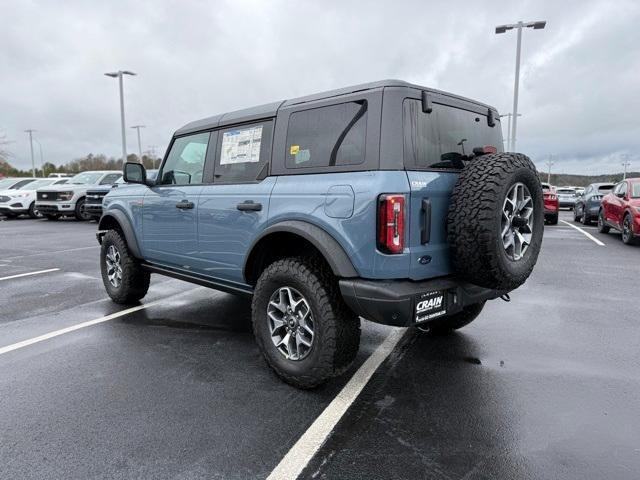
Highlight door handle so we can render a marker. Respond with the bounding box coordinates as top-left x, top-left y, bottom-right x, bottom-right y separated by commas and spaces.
237, 200, 262, 212
175, 200, 195, 210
